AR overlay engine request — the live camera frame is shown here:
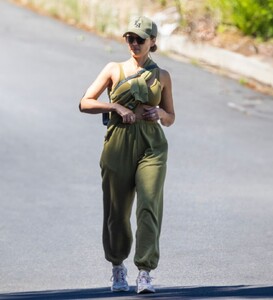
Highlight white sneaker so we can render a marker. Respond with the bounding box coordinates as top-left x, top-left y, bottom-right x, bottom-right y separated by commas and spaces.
111, 264, 129, 292
136, 270, 155, 294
